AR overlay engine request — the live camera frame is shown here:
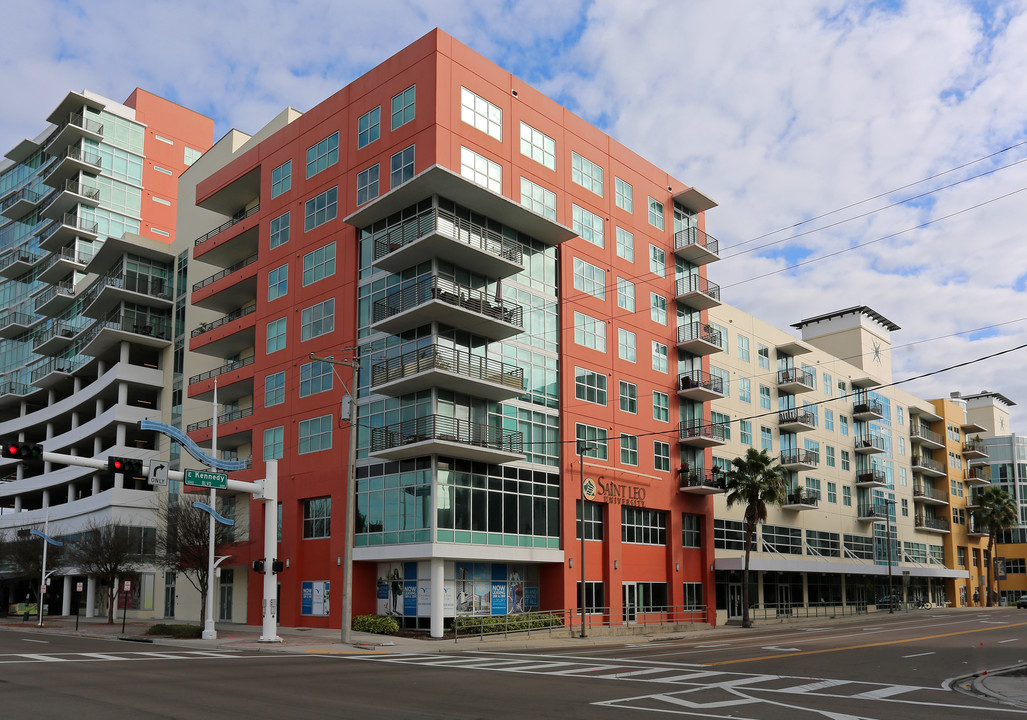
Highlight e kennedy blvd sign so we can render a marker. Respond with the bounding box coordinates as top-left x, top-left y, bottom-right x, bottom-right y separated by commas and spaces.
184, 469, 228, 489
